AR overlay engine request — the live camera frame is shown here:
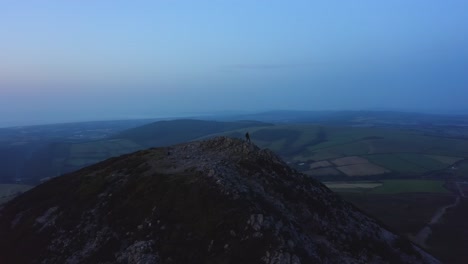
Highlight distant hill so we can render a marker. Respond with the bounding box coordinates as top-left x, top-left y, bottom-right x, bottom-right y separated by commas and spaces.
0, 119, 271, 184
0, 119, 159, 184
226, 110, 468, 127
114, 119, 272, 146
0, 137, 438, 263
